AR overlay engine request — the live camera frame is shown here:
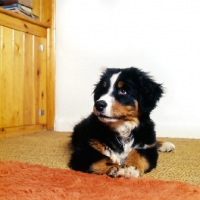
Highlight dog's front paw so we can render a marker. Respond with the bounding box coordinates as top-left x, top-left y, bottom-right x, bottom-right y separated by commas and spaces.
158, 142, 175, 152
110, 154, 121, 165
107, 165, 140, 178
